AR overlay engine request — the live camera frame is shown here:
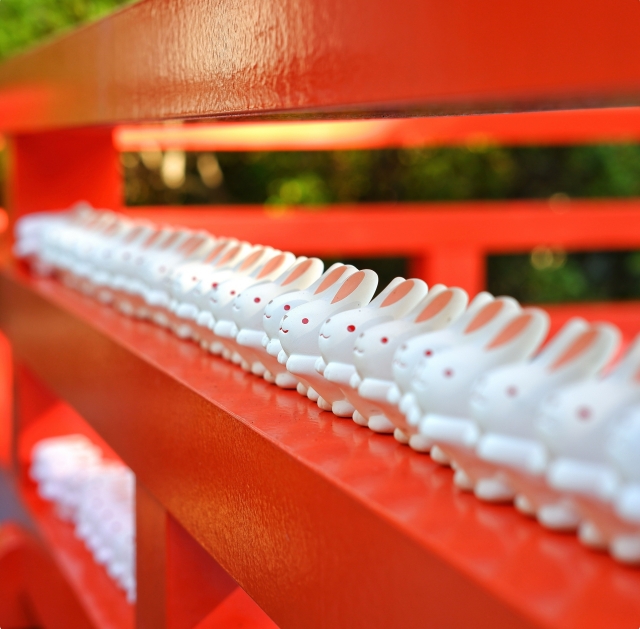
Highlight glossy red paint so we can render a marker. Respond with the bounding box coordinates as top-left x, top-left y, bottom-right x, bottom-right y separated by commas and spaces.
114, 108, 640, 152
1, 269, 640, 629
2, 1, 640, 131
